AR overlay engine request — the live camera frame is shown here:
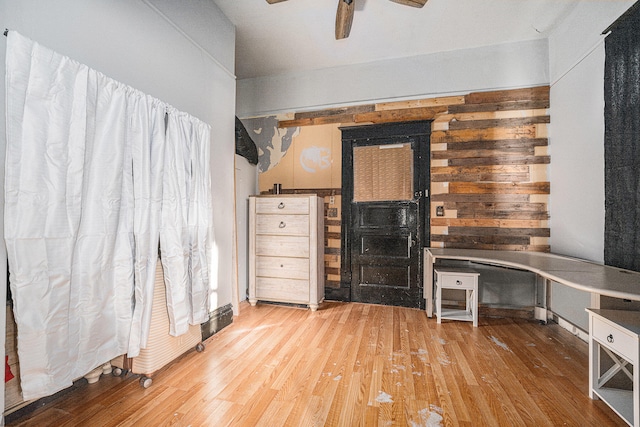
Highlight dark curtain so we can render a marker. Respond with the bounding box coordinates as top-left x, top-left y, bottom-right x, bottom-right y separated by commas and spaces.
604, 1, 640, 270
